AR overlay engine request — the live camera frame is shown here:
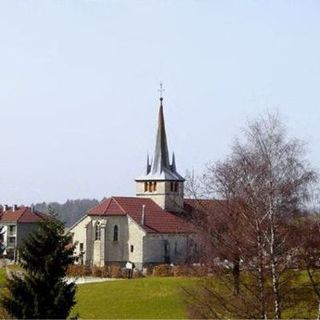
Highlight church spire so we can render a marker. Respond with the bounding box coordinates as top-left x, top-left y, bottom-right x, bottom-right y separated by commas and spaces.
151, 98, 170, 174
171, 152, 176, 172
